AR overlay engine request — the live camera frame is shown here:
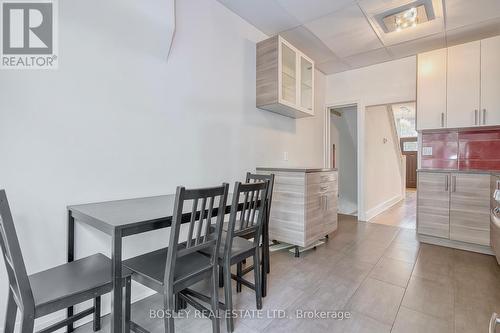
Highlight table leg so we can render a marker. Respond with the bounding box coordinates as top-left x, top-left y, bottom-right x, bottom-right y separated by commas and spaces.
67, 211, 75, 332
111, 230, 123, 333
